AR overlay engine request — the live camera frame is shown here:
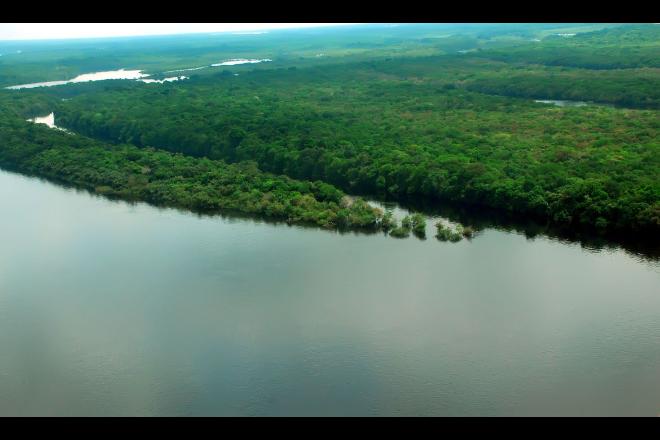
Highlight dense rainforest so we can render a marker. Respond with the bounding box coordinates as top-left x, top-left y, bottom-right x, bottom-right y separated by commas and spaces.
47, 65, 660, 240
471, 25, 660, 69
0, 23, 658, 248
0, 107, 385, 232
